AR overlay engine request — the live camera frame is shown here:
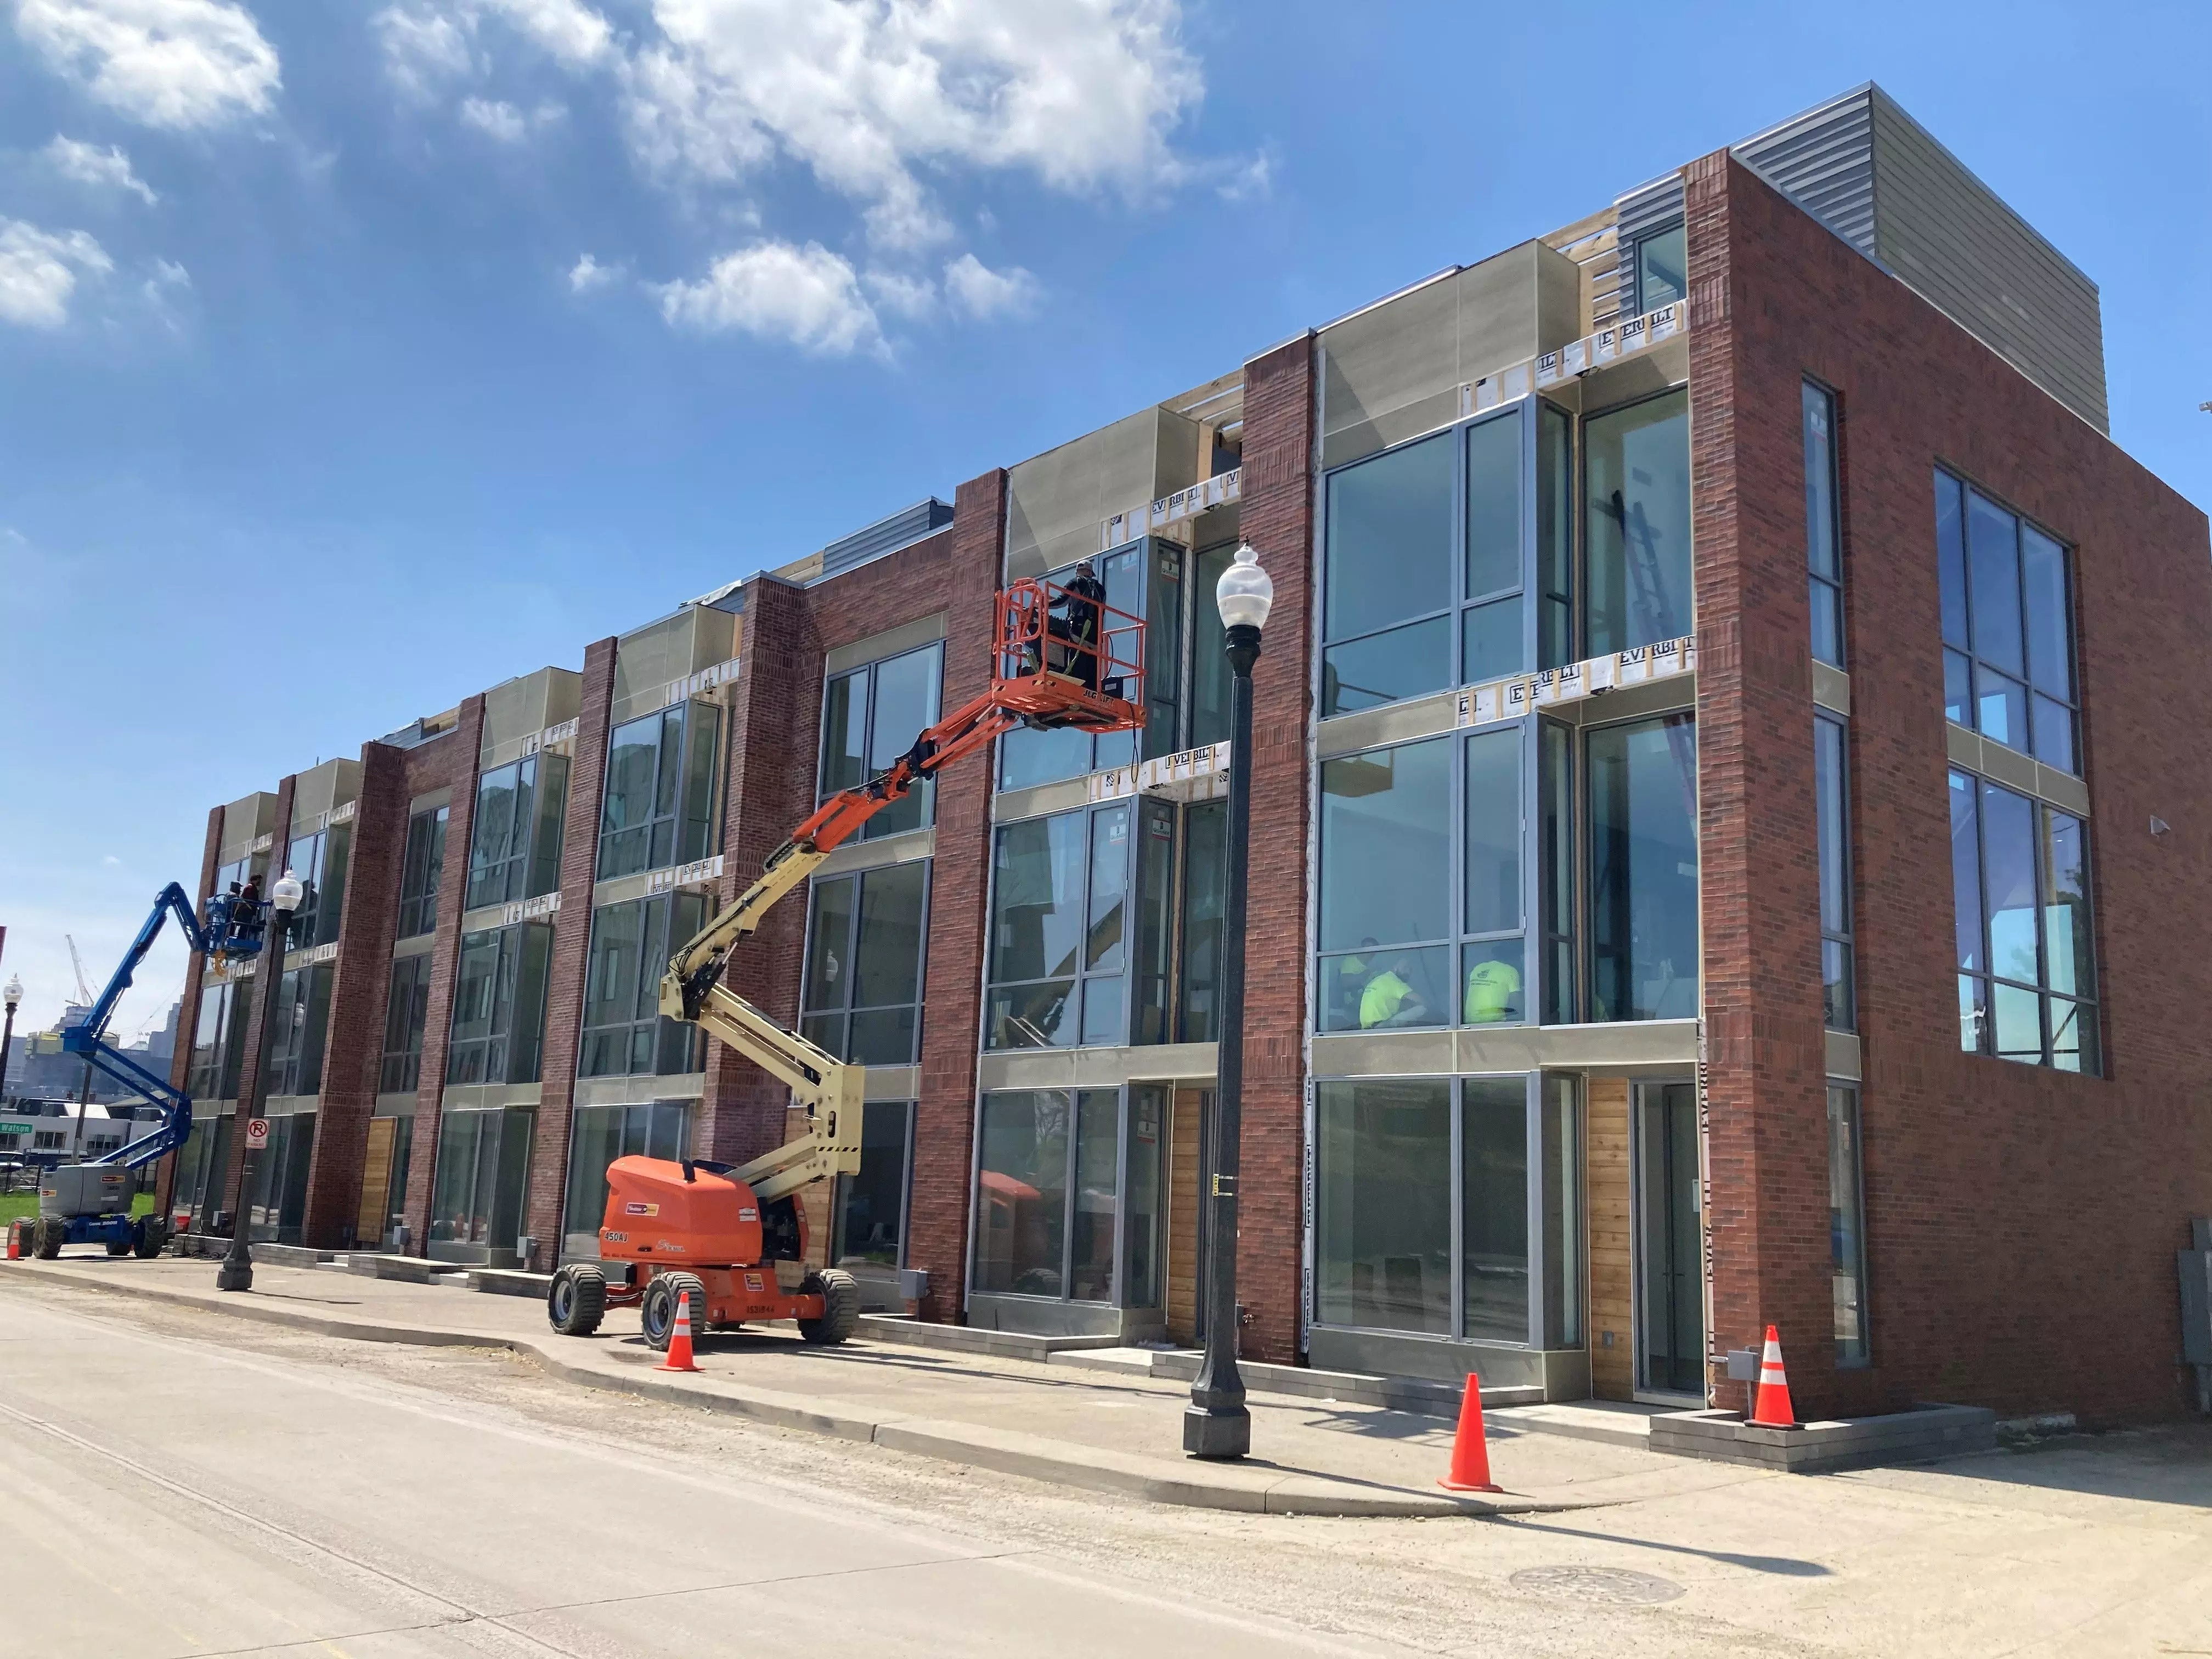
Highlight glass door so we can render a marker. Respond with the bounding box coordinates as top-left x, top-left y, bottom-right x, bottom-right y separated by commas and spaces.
1634, 1081, 1702, 1395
